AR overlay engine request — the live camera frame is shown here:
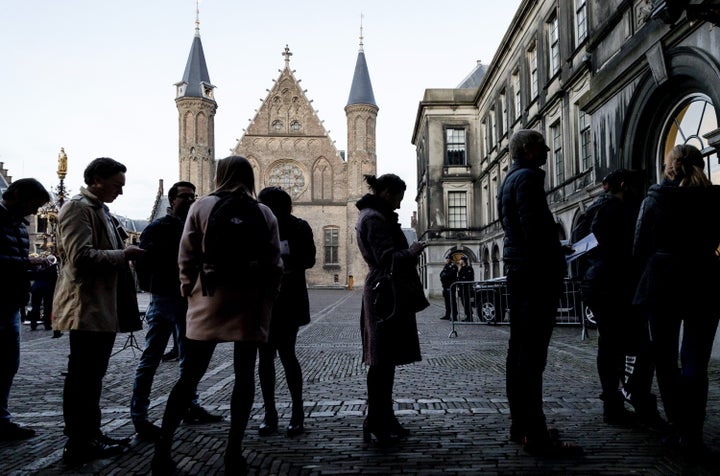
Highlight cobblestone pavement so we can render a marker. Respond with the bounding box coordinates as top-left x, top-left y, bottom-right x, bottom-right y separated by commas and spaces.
2, 289, 719, 475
